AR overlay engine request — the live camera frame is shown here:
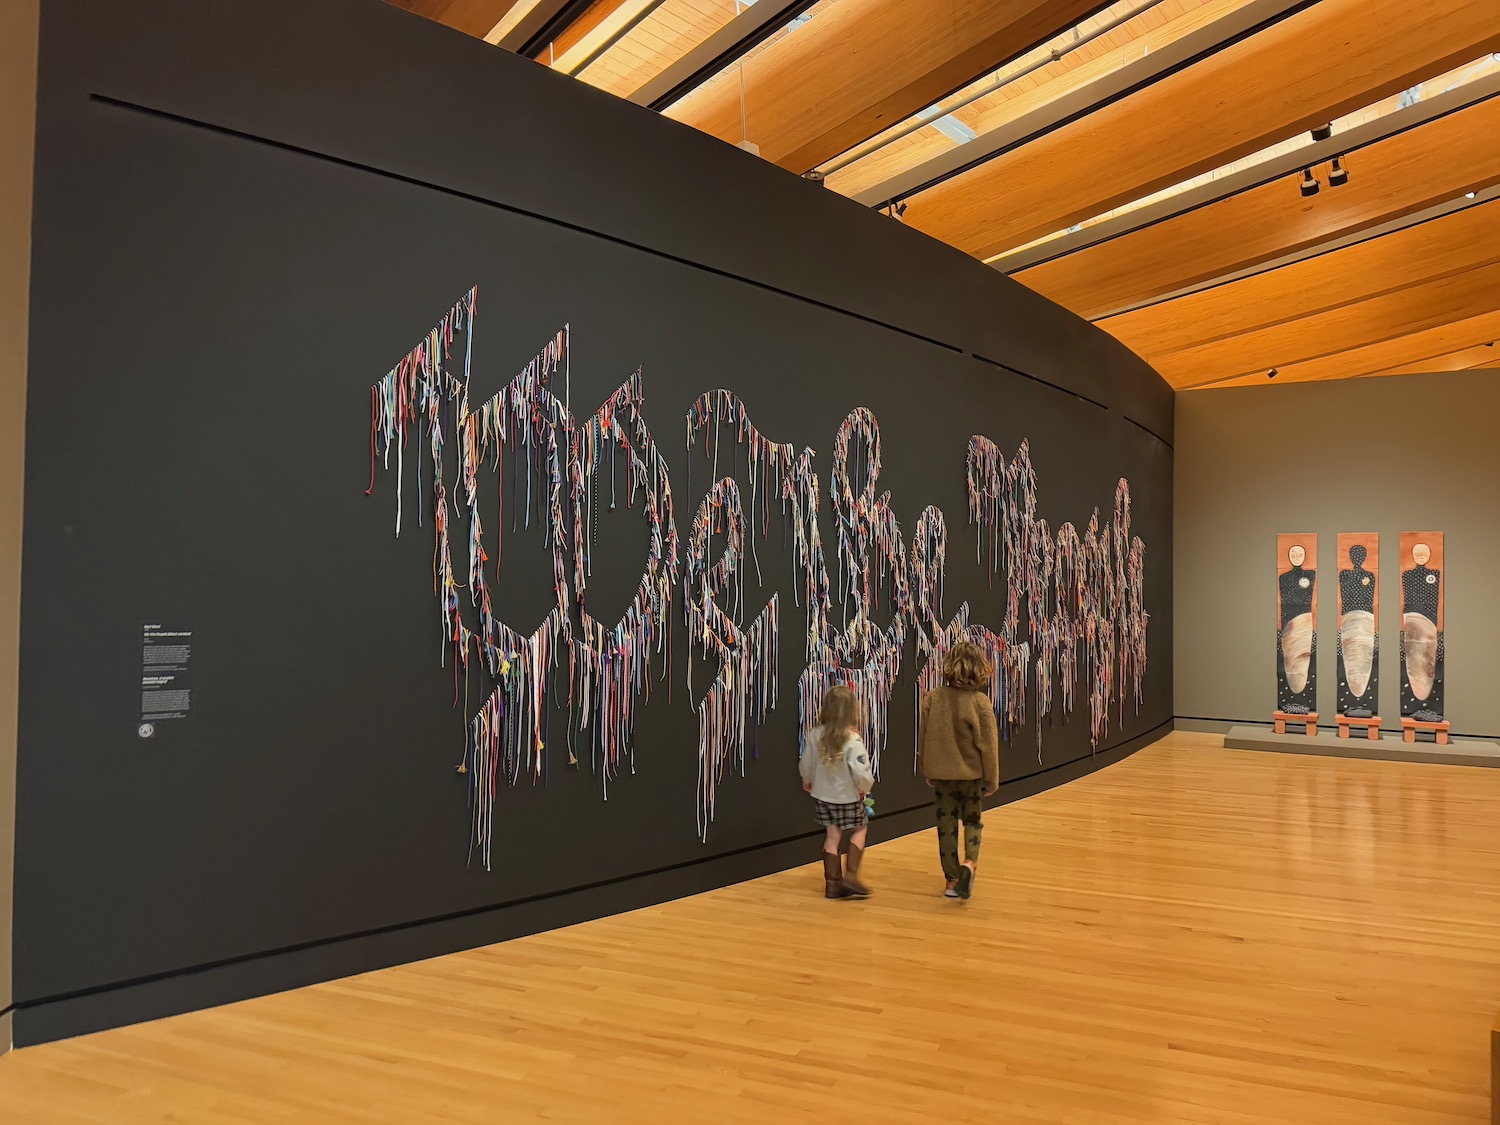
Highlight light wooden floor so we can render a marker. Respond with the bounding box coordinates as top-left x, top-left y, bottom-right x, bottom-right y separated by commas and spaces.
4, 731, 1500, 1123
